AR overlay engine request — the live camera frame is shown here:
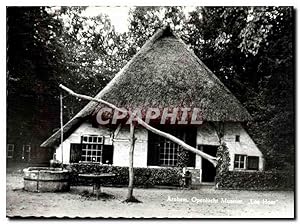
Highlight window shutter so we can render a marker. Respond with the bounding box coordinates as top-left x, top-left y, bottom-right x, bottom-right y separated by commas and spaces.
247, 156, 259, 170
102, 145, 114, 164
185, 129, 196, 167
187, 151, 196, 167
147, 142, 160, 166
147, 131, 160, 166
70, 143, 82, 163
